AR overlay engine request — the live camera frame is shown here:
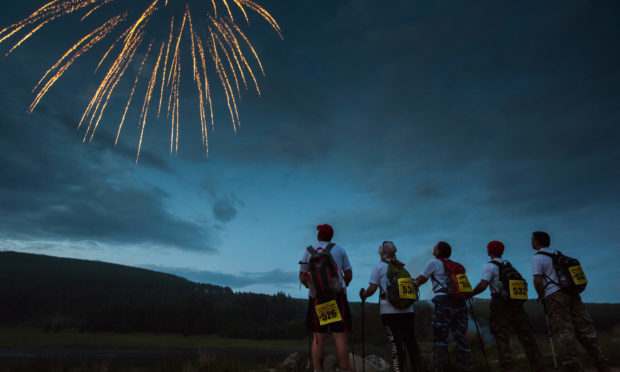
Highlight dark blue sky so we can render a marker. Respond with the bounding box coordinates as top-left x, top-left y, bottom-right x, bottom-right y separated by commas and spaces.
1, 0, 619, 302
